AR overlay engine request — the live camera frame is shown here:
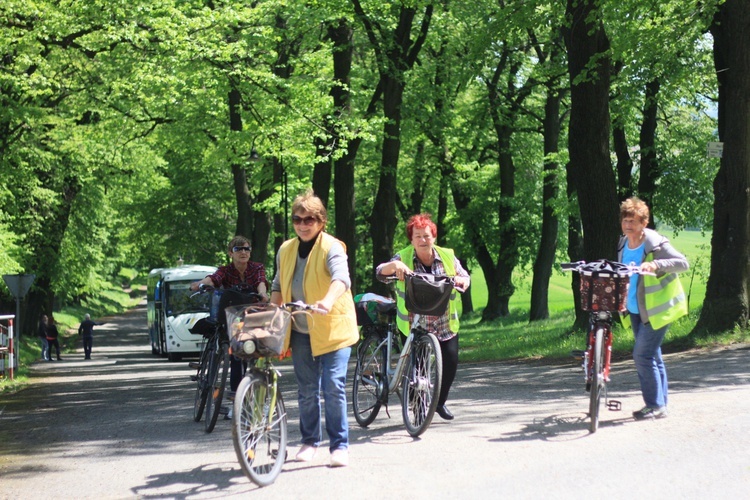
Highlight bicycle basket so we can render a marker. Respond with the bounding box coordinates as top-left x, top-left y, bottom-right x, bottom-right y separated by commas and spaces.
226, 303, 291, 357
578, 260, 631, 312
404, 273, 453, 316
